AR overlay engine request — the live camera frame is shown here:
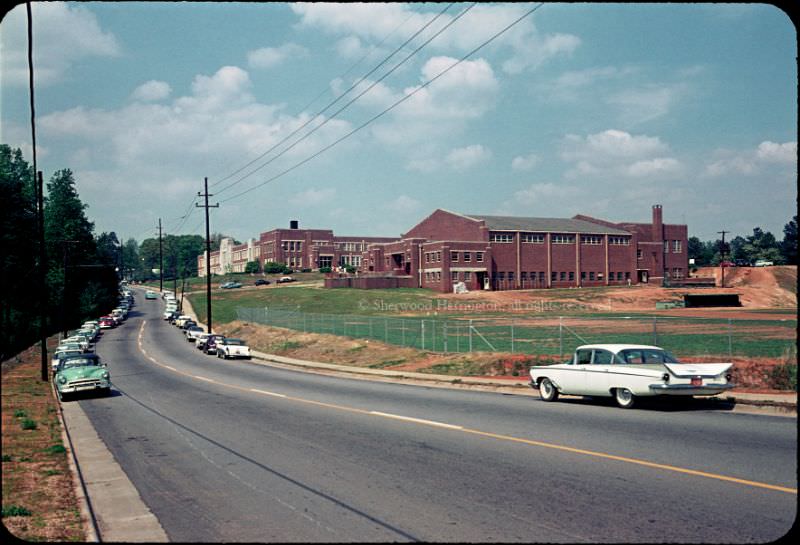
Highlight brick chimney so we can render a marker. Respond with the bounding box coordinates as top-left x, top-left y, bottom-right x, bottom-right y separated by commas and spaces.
652, 205, 663, 241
